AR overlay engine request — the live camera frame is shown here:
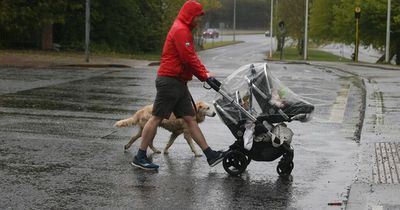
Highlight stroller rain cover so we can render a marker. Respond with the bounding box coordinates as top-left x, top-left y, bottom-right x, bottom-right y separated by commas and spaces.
213, 63, 314, 139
